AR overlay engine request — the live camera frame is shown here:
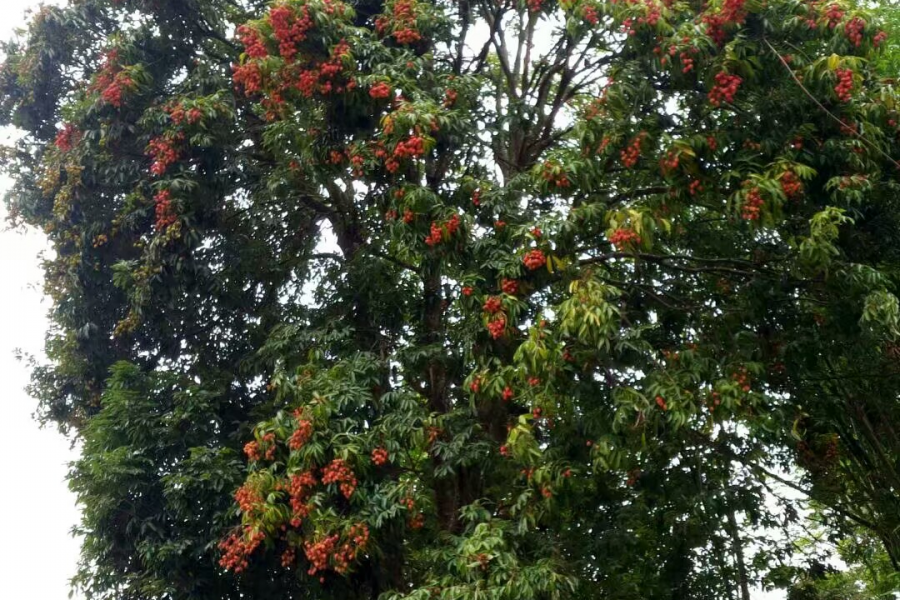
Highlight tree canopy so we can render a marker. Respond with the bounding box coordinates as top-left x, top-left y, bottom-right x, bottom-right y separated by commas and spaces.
3, 0, 900, 598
